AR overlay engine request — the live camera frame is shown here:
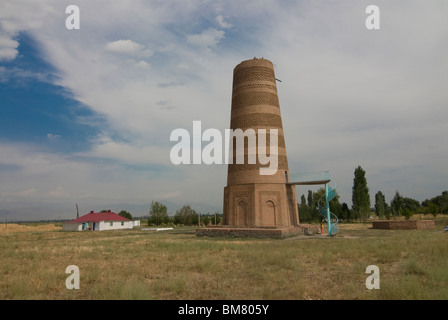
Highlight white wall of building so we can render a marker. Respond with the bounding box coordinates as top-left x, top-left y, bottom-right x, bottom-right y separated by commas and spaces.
62, 220, 133, 231
101, 220, 133, 231
132, 220, 141, 227
62, 223, 82, 231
